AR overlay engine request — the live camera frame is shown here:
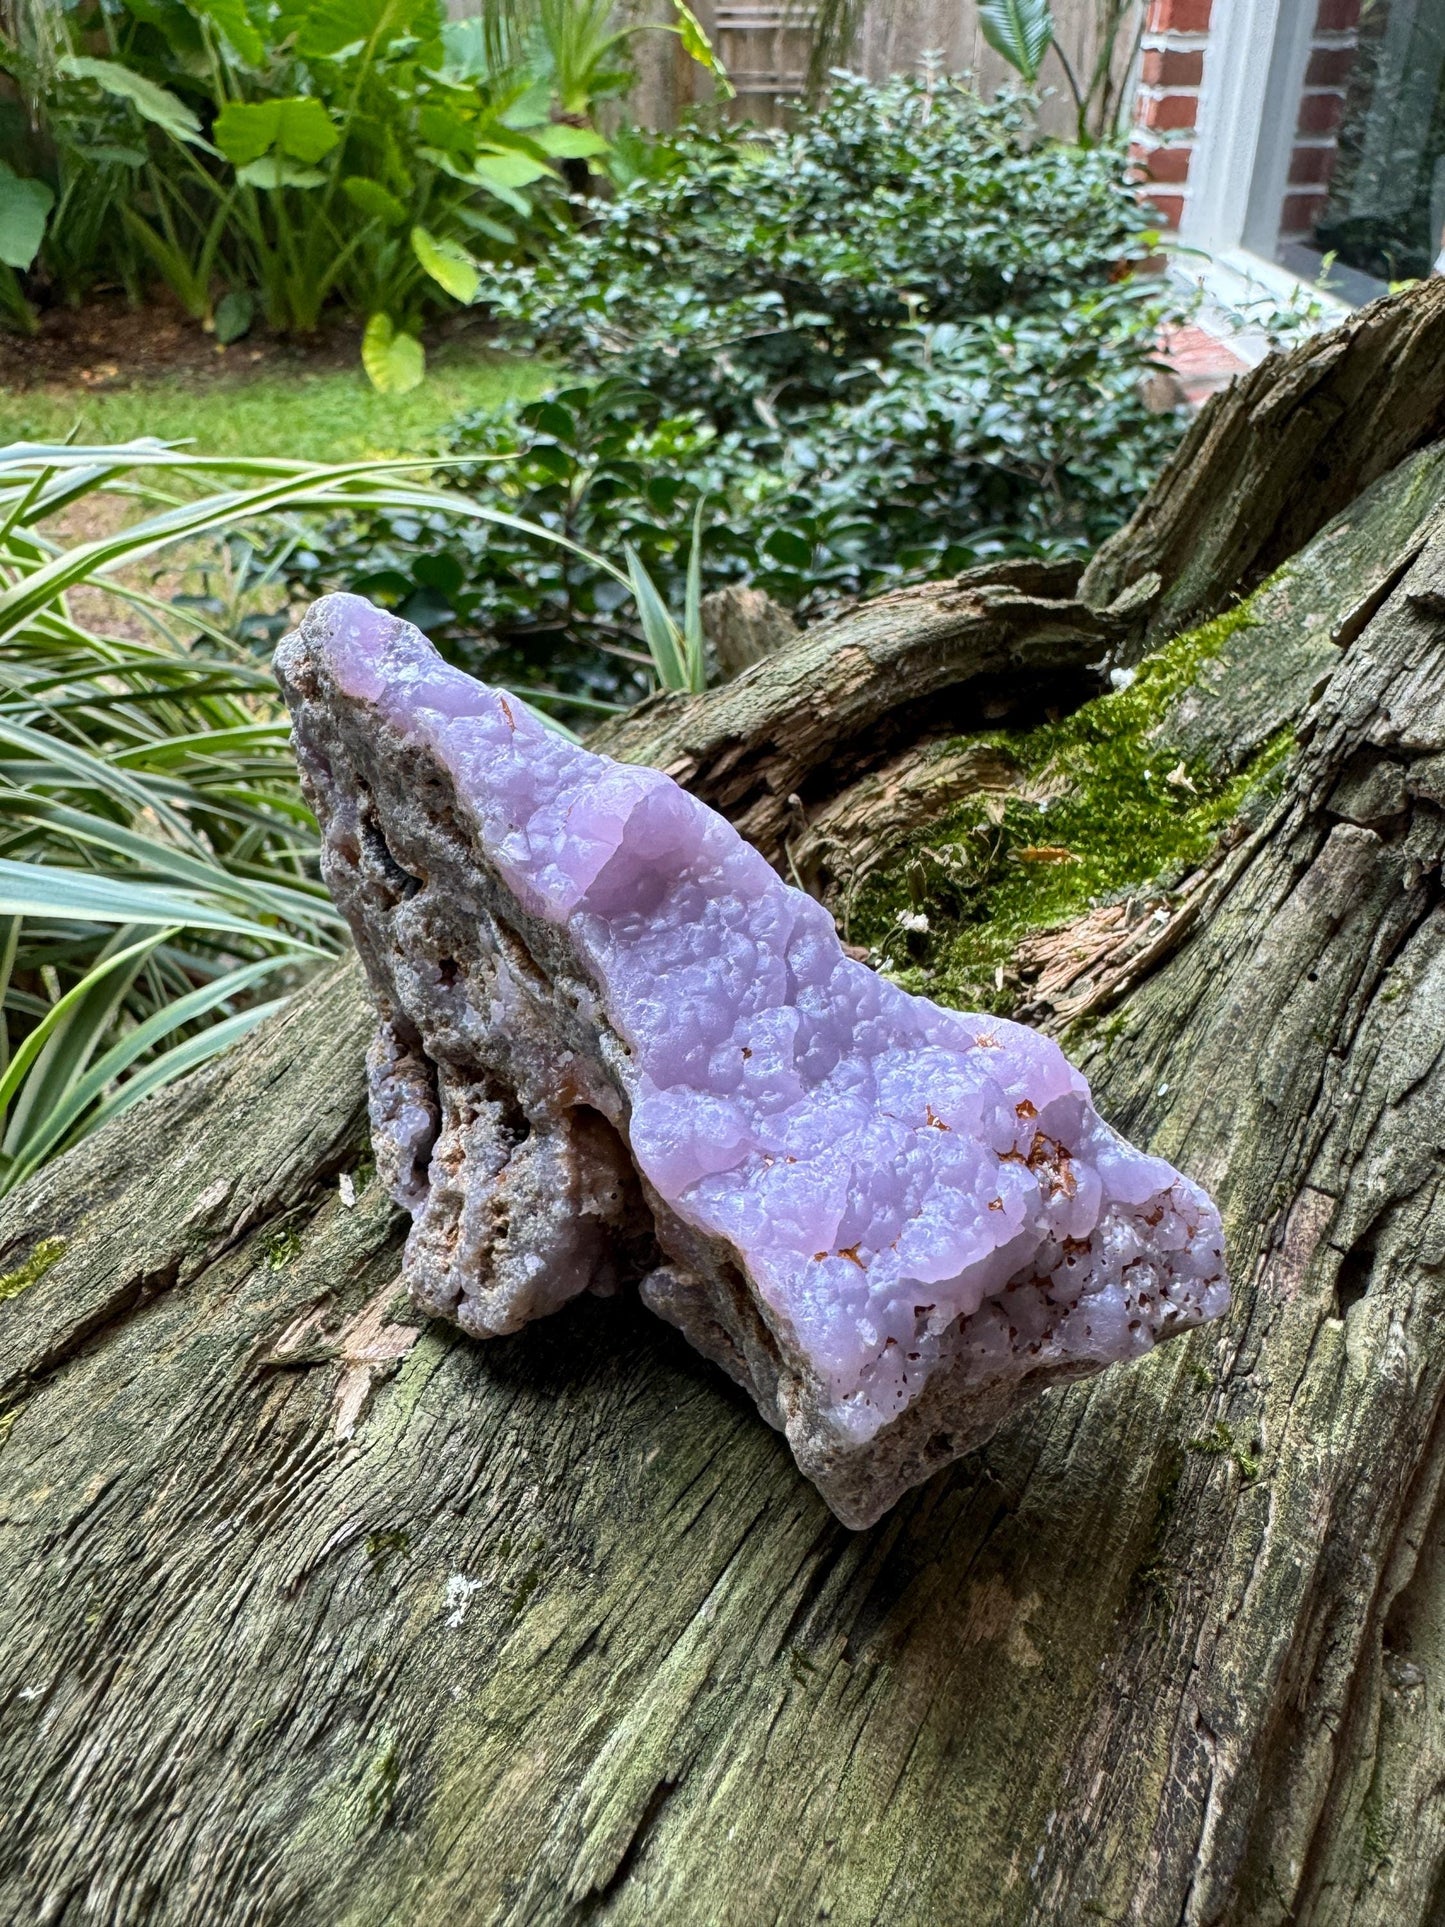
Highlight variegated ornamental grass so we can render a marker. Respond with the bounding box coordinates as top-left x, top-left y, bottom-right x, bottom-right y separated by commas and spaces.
0, 439, 693, 1190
